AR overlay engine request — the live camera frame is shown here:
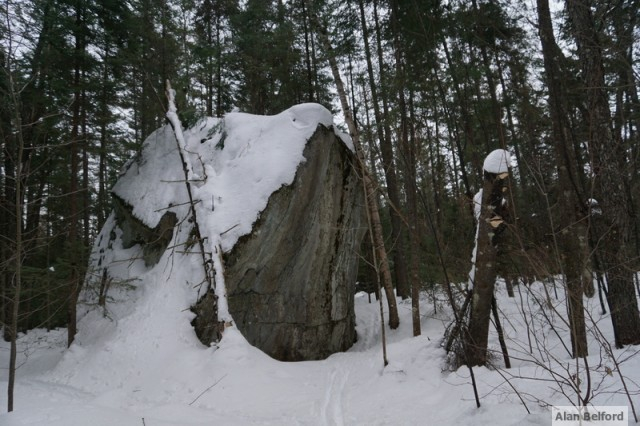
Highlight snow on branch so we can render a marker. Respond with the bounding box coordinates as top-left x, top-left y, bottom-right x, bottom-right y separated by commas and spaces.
165, 80, 199, 181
